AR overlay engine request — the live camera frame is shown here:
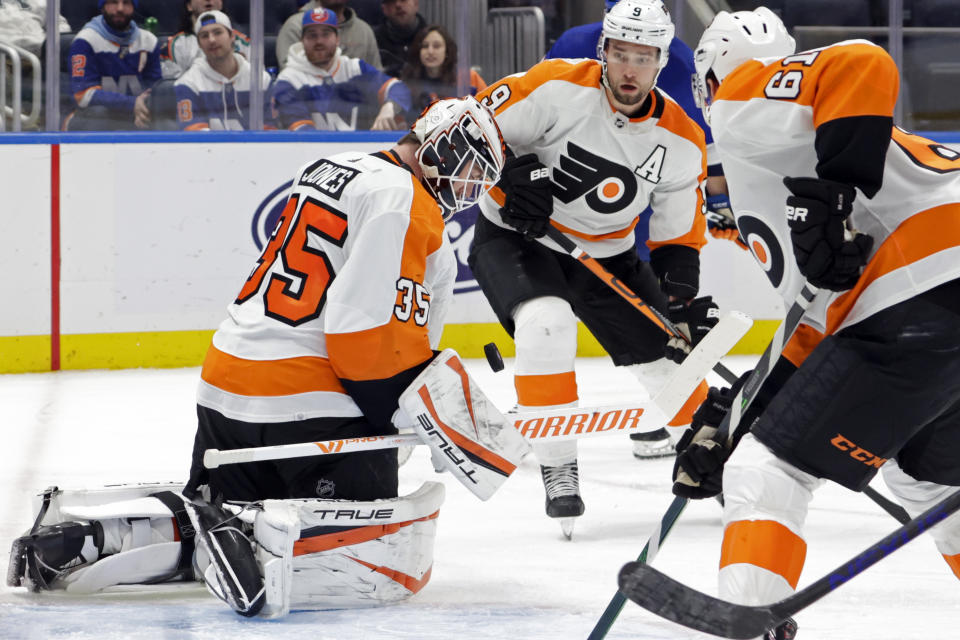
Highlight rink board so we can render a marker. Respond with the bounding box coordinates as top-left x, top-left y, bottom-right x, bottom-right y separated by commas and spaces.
2, 131, 796, 372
